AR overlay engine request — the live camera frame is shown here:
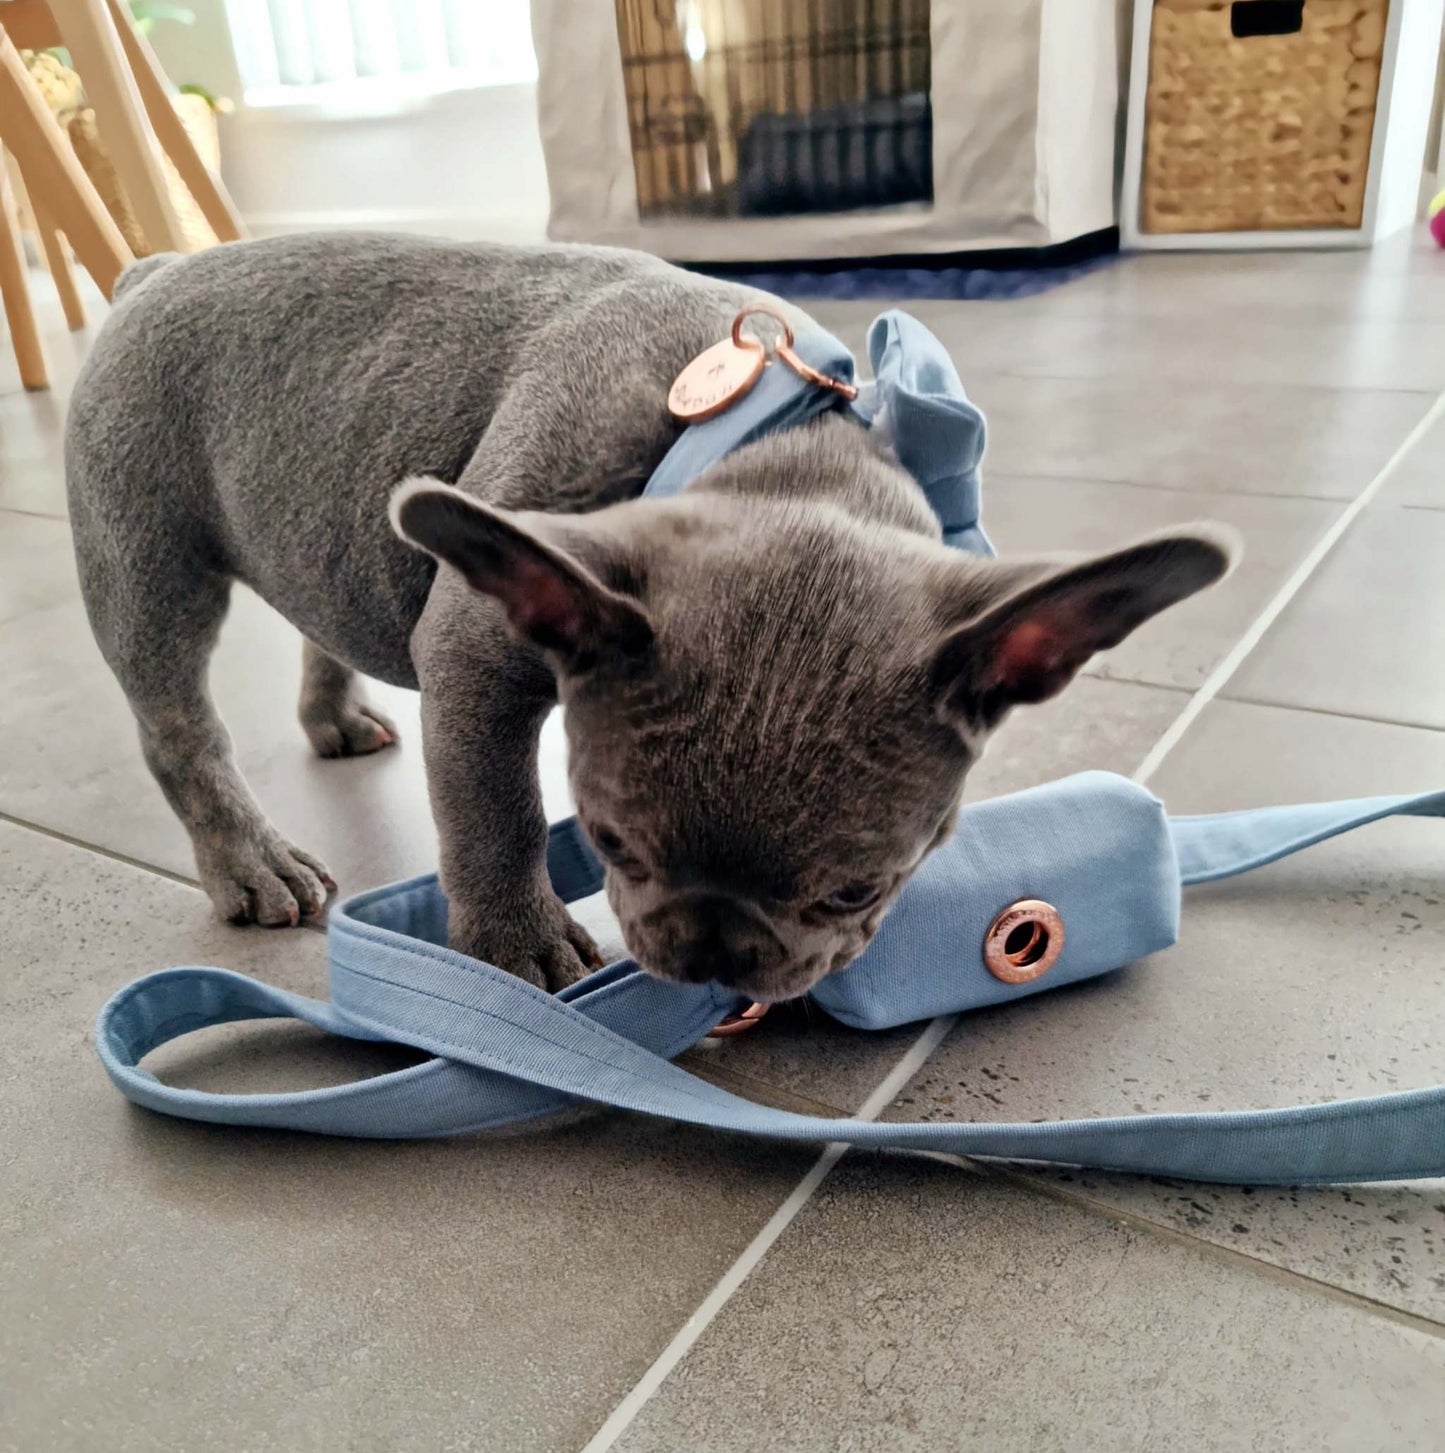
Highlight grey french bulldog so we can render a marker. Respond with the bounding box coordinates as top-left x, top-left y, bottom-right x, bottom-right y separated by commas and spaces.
67, 233, 1235, 1003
